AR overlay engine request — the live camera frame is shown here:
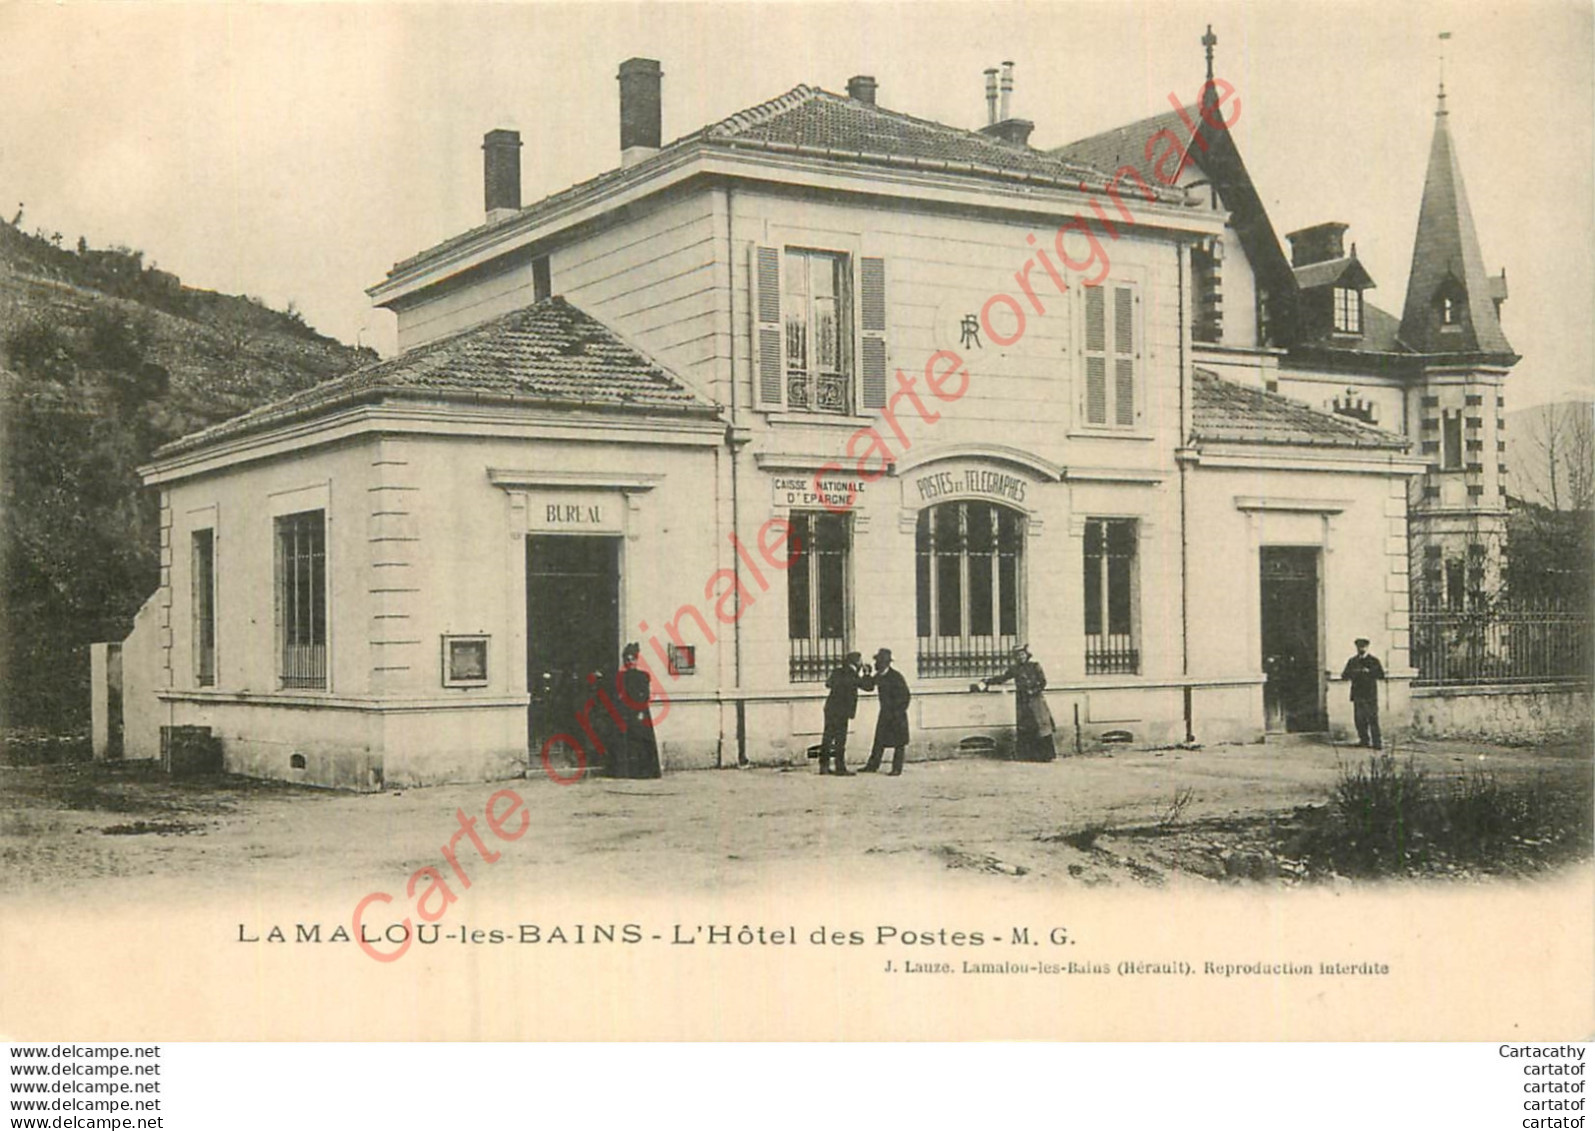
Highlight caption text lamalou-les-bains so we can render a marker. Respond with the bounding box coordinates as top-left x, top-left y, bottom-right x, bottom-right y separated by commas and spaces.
538, 76, 1243, 782
348, 78, 1242, 963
